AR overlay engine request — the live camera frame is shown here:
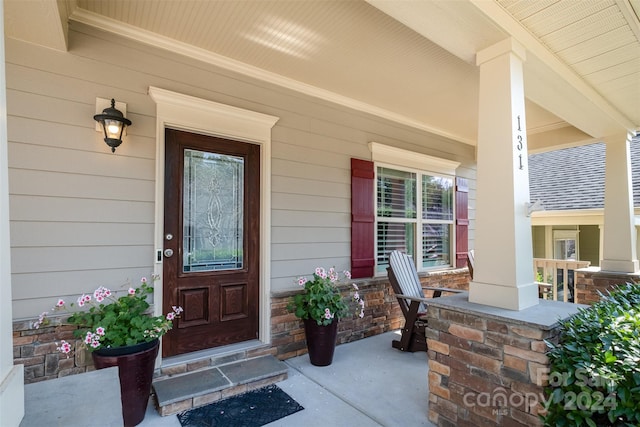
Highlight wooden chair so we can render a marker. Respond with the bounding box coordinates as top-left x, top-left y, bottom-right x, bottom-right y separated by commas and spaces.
467, 249, 475, 280
387, 250, 463, 352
